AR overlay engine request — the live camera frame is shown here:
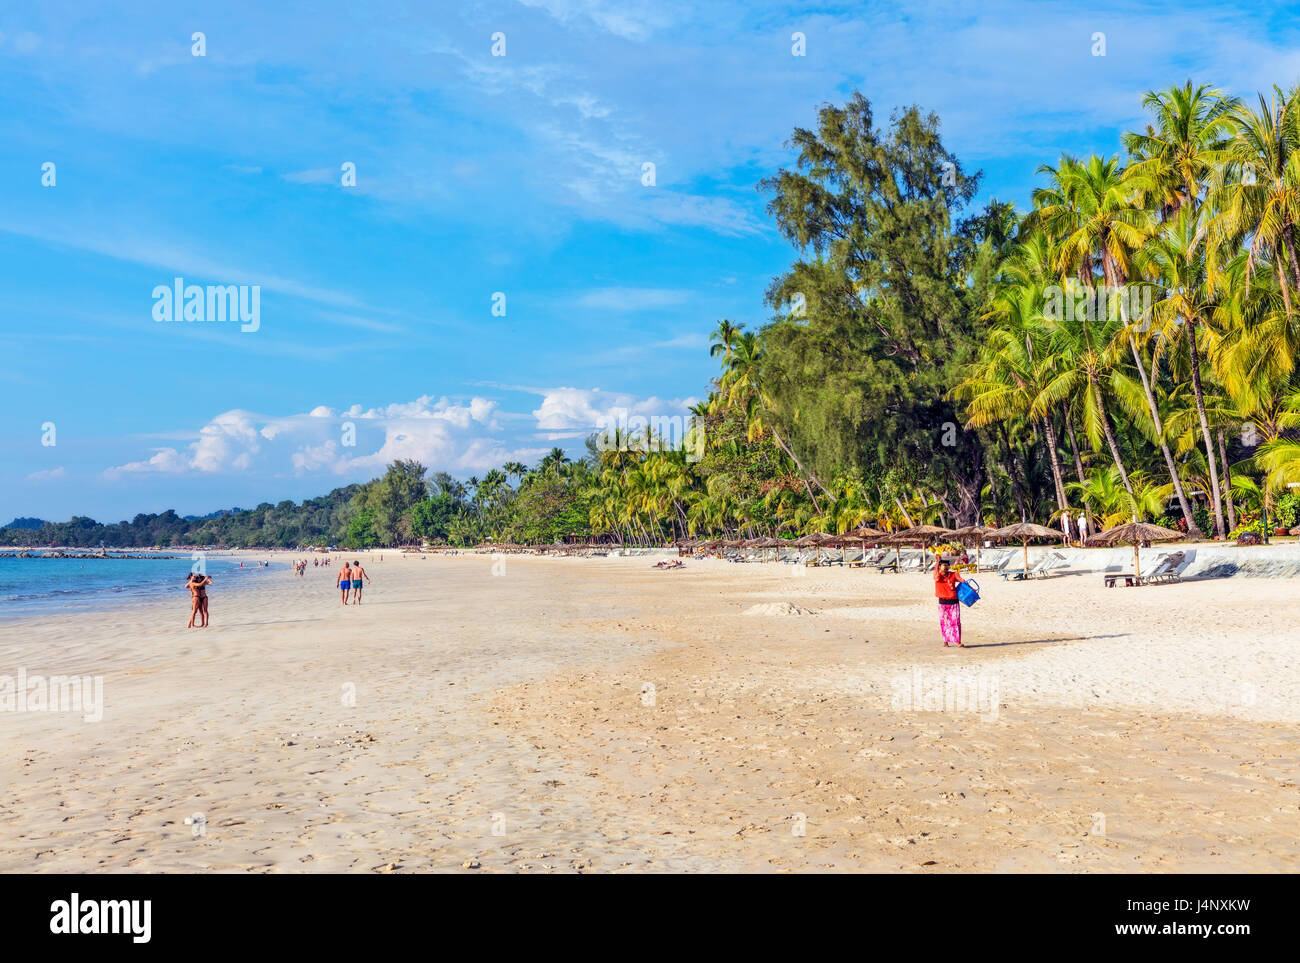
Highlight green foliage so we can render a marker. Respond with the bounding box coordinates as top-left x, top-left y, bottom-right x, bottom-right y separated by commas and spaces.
1274, 492, 1299, 530
757, 94, 992, 521
344, 508, 377, 549
1228, 519, 1267, 539
410, 493, 462, 543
